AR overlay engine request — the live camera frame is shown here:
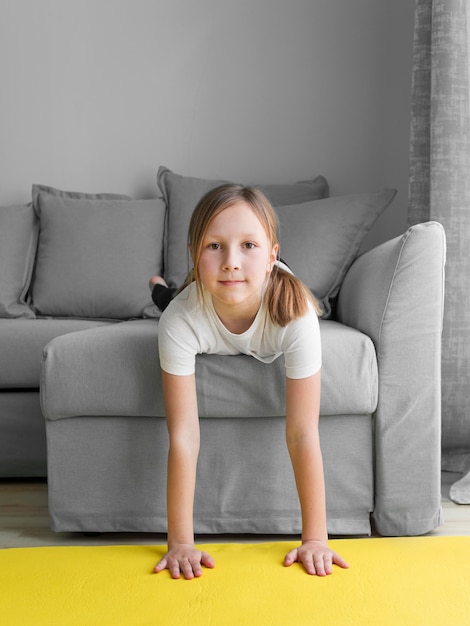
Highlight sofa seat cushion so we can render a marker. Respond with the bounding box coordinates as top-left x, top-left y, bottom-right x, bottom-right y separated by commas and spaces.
41, 319, 378, 420
0, 319, 118, 388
